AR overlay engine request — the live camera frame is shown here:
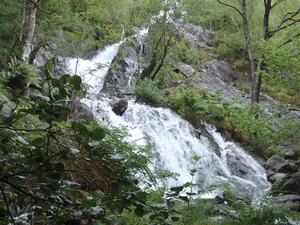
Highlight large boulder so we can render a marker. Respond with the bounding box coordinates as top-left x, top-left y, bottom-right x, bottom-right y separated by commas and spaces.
173, 62, 196, 77
271, 194, 300, 212
109, 98, 128, 116
207, 60, 246, 86
265, 155, 300, 211
265, 155, 298, 173
71, 99, 94, 124
101, 44, 143, 93
282, 172, 300, 194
